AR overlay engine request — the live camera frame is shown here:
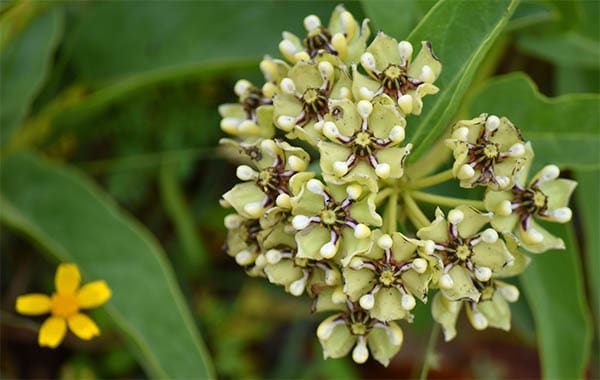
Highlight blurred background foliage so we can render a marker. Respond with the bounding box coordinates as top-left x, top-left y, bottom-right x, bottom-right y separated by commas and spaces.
0, 0, 598, 379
